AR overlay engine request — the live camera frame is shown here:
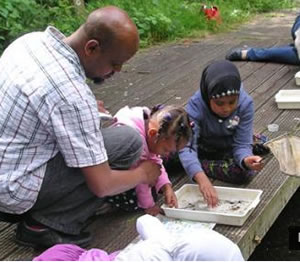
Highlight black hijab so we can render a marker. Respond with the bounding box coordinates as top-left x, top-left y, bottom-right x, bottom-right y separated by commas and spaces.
200, 60, 241, 113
